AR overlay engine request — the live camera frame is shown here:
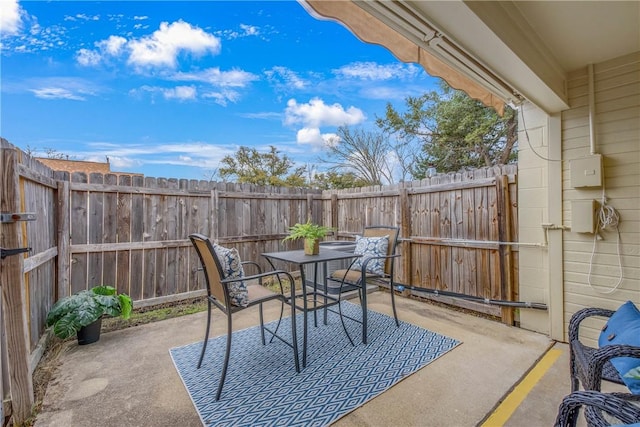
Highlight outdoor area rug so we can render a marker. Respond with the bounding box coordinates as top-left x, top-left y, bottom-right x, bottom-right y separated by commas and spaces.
170, 301, 461, 427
